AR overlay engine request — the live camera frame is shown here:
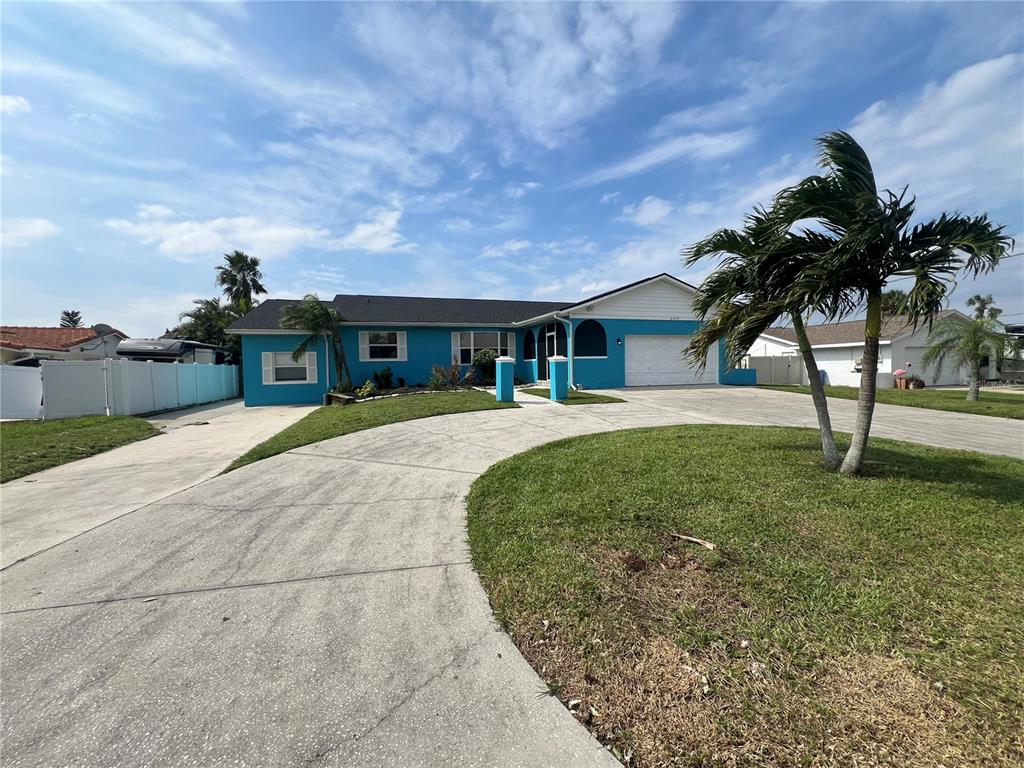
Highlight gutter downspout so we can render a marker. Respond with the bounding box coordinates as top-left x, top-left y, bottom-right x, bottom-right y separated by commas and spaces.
554, 311, 574, 389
